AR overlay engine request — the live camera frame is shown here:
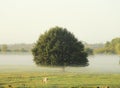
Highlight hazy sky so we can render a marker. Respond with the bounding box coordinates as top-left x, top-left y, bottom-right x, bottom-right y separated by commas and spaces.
0, 0, 120, 44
